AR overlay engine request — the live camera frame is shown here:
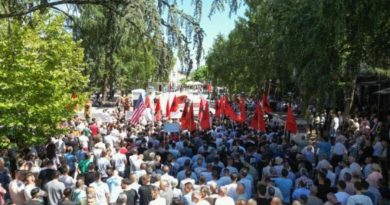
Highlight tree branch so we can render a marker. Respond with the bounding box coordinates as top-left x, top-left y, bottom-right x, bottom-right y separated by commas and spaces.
0, 0, 129, 19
